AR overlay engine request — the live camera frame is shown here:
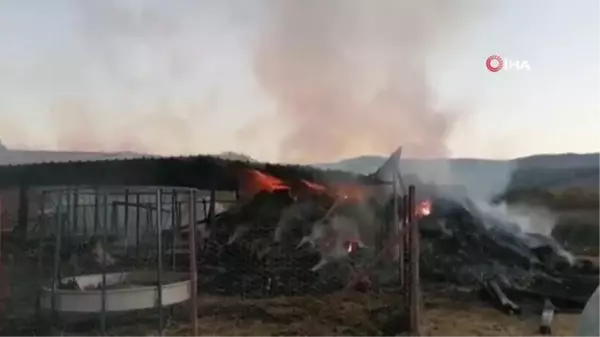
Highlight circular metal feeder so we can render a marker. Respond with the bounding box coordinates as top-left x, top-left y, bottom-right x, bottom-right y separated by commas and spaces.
40, 271, 191, 313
